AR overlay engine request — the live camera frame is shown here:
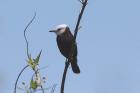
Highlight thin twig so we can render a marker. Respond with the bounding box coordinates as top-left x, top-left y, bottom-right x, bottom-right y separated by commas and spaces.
34, 84, 57, 92
24, 12, 36, 58
78, 0, 83, 3
41, 85, 45, 93
14, 65, 29, 93
74, 0, 88, 40
51, 84, 57, 93
15, 13, 38, 93
60, 0, 88, 93
24, 12, 46, 93
36, 86, 52, 91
